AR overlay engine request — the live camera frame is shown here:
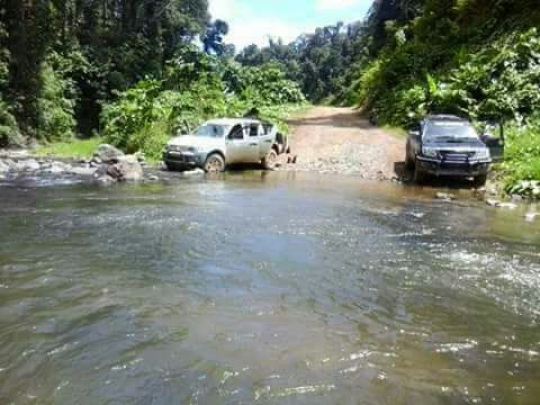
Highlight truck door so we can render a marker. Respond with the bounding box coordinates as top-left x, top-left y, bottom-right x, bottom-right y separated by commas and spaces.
226, 124, 250, 163
246, 123, 263, 162
258, 123, 275, 159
